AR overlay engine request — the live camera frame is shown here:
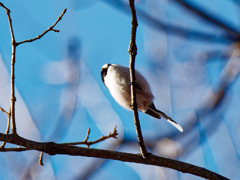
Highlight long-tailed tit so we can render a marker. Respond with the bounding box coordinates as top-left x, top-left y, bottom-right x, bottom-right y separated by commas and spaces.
101, 63, 183, 132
